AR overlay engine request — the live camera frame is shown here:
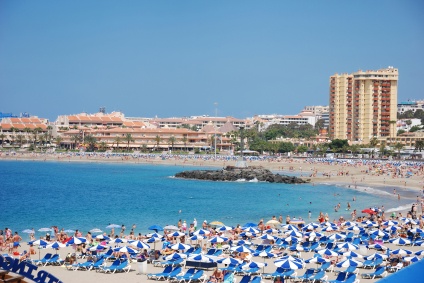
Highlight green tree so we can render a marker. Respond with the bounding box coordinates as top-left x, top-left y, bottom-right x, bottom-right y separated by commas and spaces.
98, 141, 108, 151
350, 144, 360, 156
113, 136, 122, 151
9, 127, 17, 146
16, 134, 25, 147
168, 136, 177, 152
318, 143, 329, 156
415, 140, 424, 152
32, 127, 43, 145
0, 133, 6, 147
55, 136, 63, 148
314, 119, 325, 130
141, 144, 148, 153
278, 142, 295, 153
71, 135, 81, 150
393, 142, 404, 158
296, 145, 308, 153
123, 133, 134, 152
410, 125, 421, 132
154, 135, 161, 151
329, 139, 349, 152
181, 136, 188, 152
397, 129, 406, 135
84, 134, 98, 152
405, 120, 412, 130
